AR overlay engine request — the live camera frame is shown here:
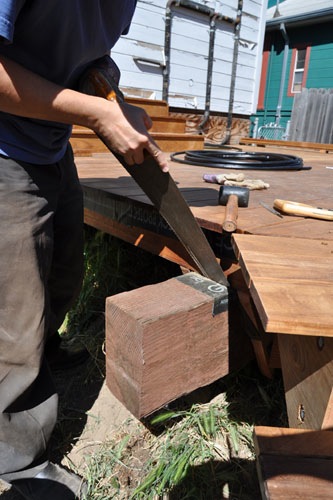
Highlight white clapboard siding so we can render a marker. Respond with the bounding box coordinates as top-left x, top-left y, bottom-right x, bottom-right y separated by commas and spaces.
111, 0, 267, 115
168, 9, 233, 108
